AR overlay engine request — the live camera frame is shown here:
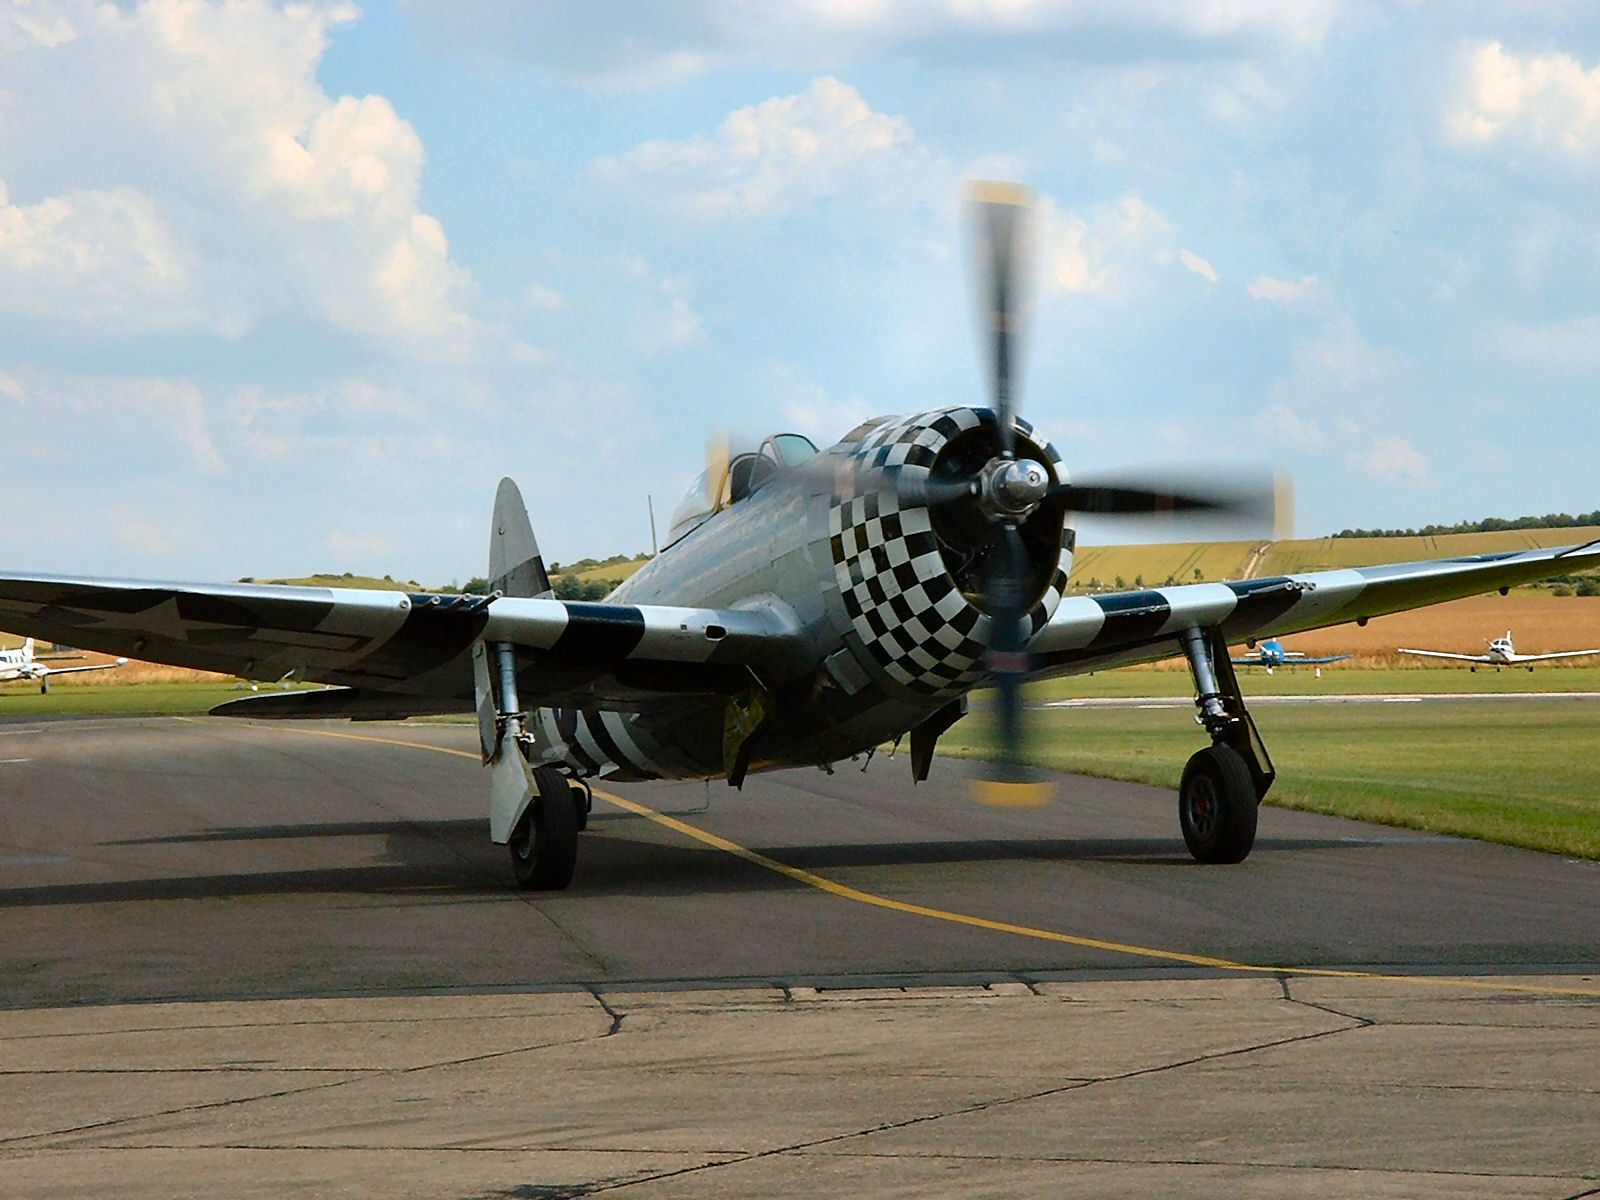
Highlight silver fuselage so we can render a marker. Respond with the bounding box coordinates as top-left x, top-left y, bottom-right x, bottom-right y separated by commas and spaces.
524, 408, 1073, 783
